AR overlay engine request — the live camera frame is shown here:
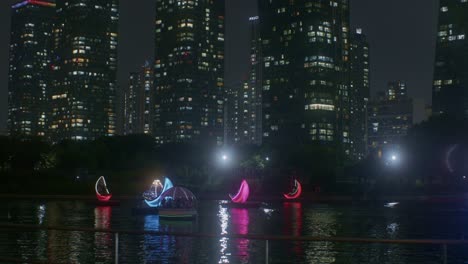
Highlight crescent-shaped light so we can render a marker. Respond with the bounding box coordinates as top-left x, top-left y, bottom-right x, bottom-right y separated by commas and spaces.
445, 144, 458, 173
283, 179, 302, 200
144, 177, 174, 207
95, 176, 112, 202
229, 179, 250, 203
